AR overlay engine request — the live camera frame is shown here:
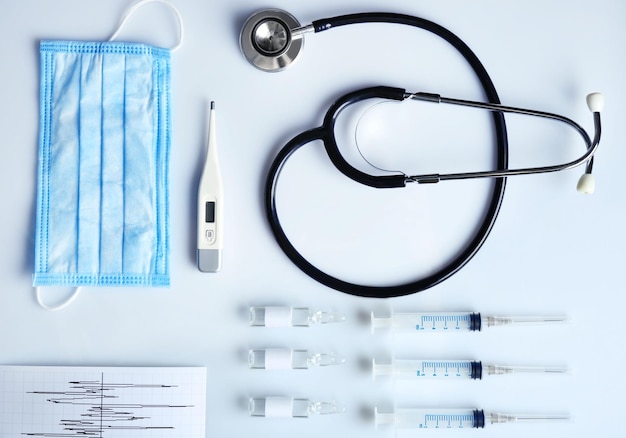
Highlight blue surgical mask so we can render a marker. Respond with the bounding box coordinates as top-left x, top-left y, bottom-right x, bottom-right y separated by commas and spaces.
33, 0, 183, 308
